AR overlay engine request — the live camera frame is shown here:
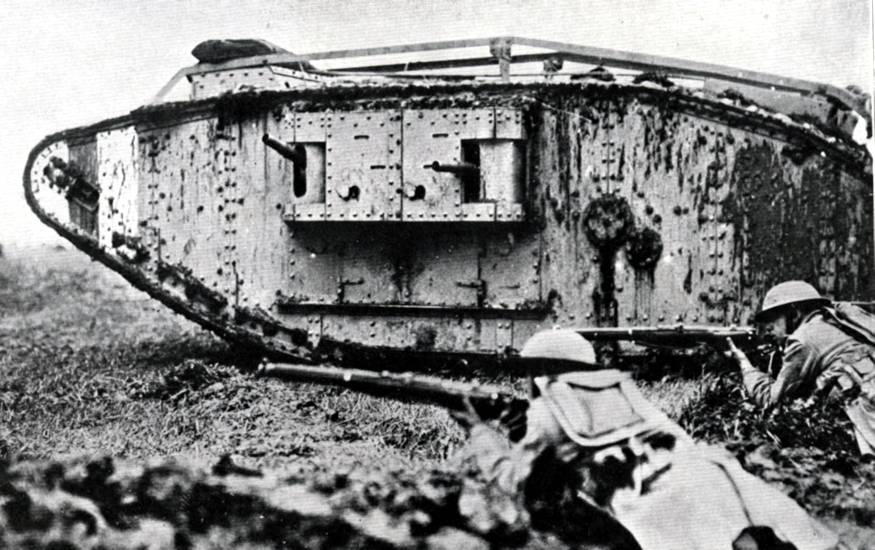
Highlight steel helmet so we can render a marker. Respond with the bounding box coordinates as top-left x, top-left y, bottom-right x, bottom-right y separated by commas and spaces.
754, 281, 829, 321
520, 329, 597, 365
